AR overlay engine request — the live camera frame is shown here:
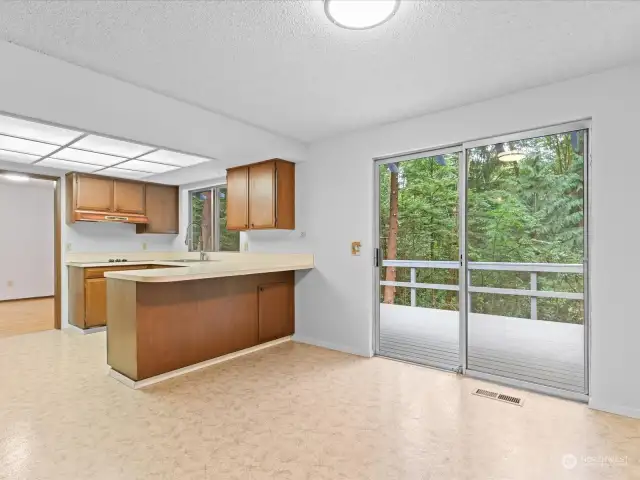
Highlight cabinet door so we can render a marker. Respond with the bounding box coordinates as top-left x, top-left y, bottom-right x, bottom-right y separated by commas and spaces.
143, 184, 179, 233
85, 278, 107, 328
114, 180, 145, 214
226, 167, 249, 230
227, 167, 249, 230
75, 175, 113, 212
248, 162, 276, 229
274, 160, 295, 230
258, 282, 294, 343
